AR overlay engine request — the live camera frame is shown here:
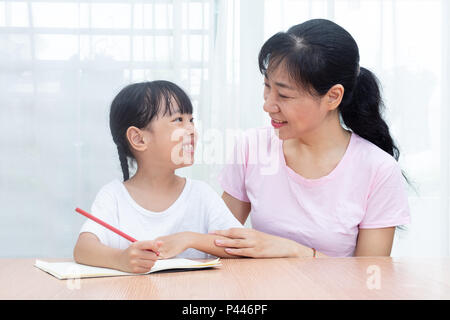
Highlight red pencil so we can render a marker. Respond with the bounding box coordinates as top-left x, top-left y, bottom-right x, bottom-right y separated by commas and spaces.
75, 207, 159, 255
